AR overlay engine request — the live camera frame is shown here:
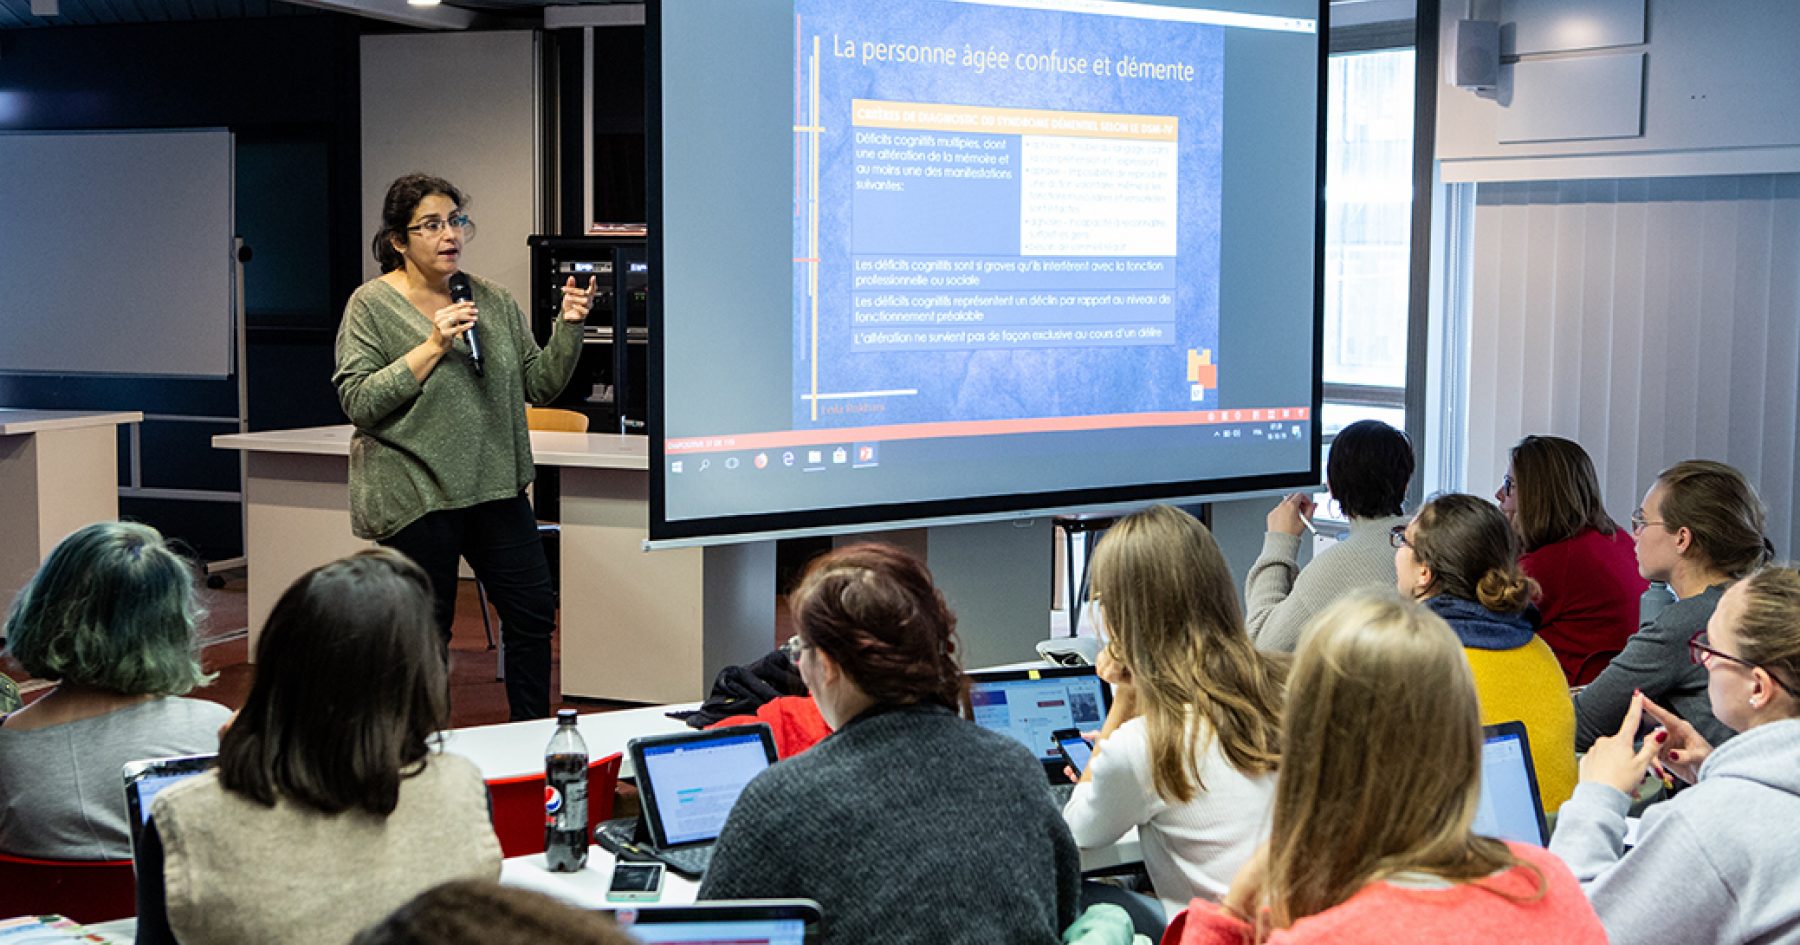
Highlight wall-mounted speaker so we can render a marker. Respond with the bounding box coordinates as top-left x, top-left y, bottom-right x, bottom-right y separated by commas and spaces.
1453, 19, 1500, 91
